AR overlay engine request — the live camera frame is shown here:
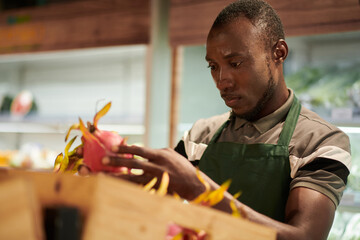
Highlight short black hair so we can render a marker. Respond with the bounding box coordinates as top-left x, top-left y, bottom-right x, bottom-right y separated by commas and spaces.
211, 0, 285, 48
